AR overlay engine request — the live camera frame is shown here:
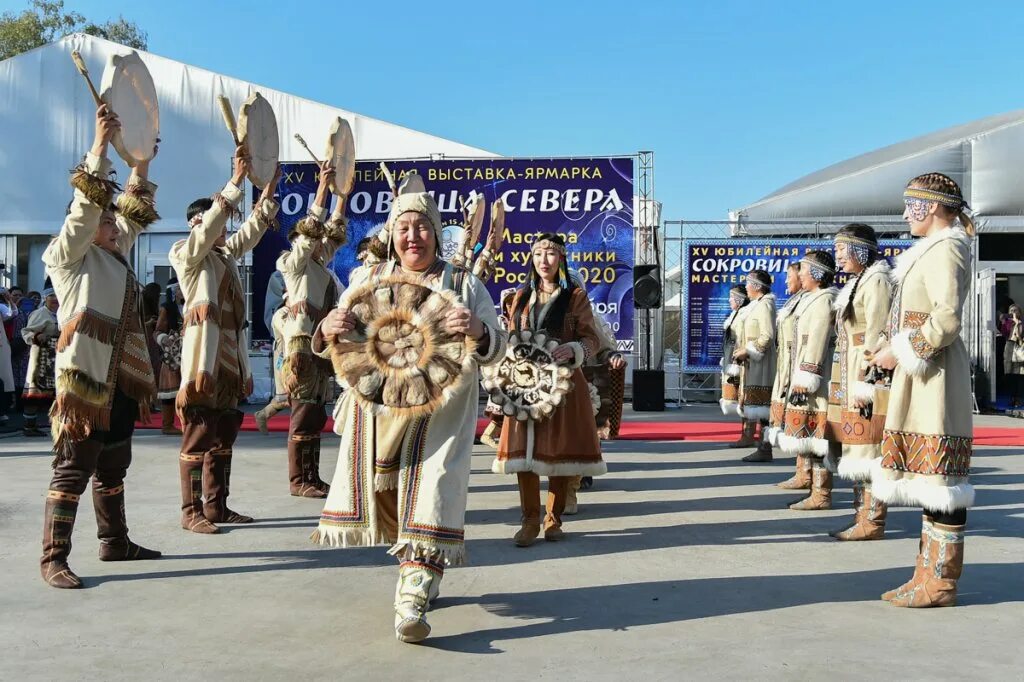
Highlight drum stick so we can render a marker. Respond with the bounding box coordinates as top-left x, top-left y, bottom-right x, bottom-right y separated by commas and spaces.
293, 134, 321, 164
70, 51, 104, 107
217, 95, 240, 146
